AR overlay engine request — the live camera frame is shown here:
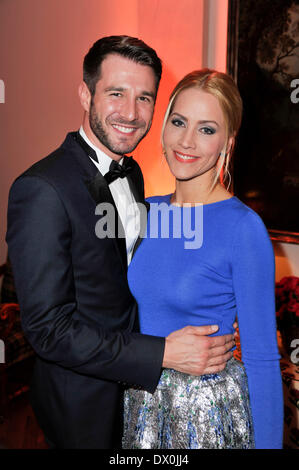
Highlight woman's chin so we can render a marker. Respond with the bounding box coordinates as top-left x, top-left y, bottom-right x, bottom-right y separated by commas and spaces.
170, 169, 201, 182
